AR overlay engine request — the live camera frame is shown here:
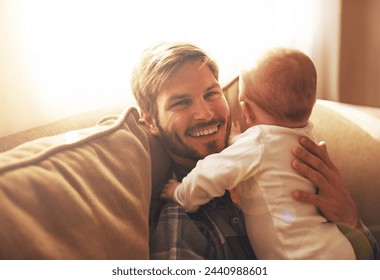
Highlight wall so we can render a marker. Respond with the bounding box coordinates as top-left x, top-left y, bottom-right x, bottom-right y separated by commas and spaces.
312, 0, 341, 102
339, 0, 380, 107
